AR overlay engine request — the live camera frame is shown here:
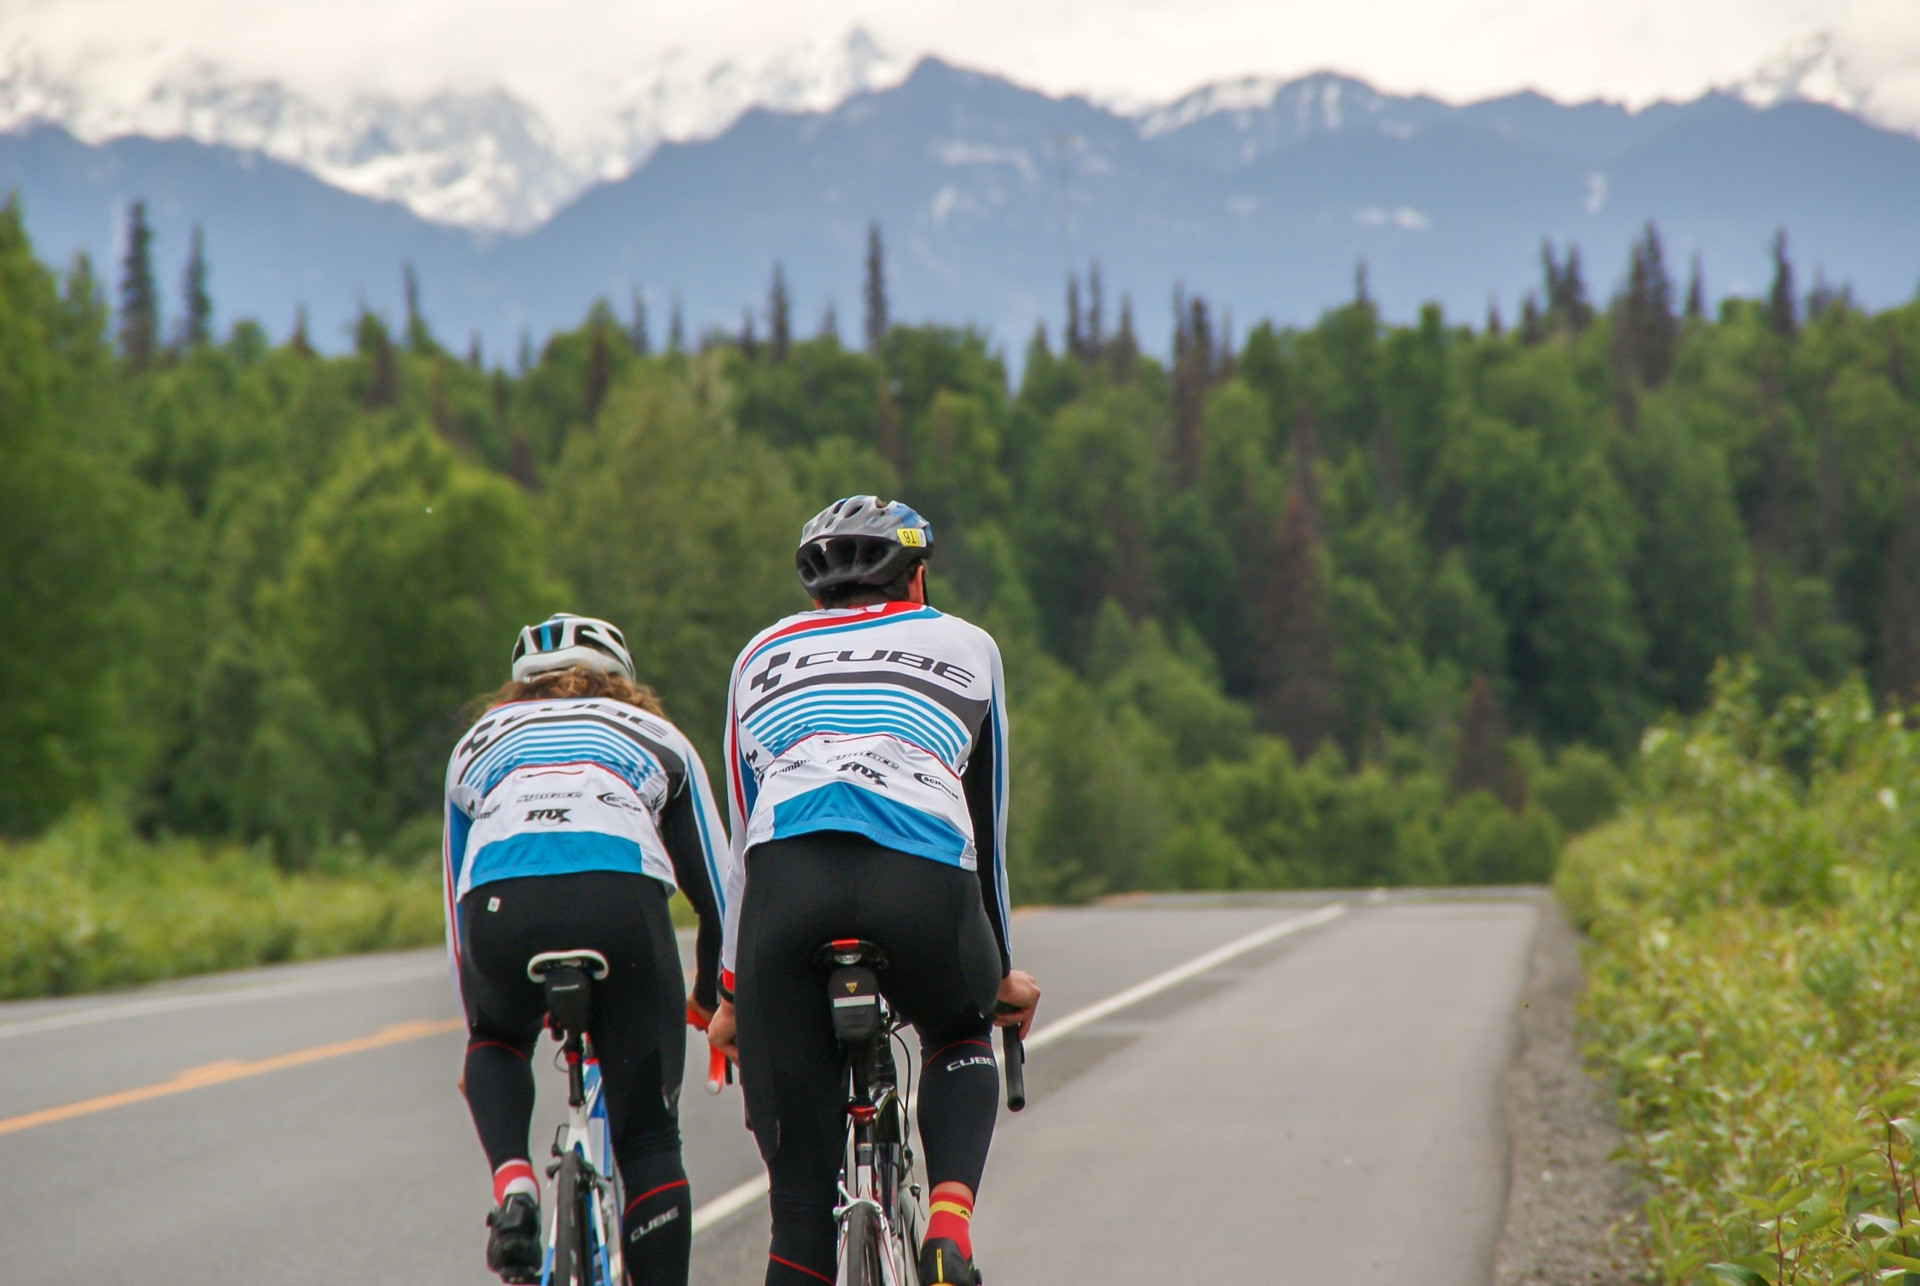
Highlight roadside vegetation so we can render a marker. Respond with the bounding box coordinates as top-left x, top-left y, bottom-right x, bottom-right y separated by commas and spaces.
1561, 666, 1920, 1283
0, 812, 440, 999
3, 187, 1918, 994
